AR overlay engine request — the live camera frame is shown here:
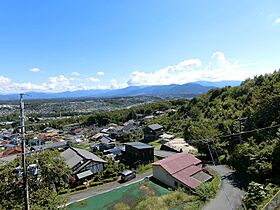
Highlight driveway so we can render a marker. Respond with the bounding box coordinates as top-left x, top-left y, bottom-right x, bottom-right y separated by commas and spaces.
67, 171, 152, 205
203, 165, 245, 210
